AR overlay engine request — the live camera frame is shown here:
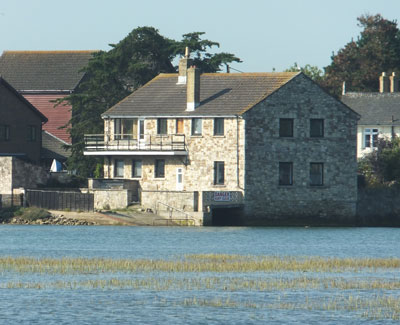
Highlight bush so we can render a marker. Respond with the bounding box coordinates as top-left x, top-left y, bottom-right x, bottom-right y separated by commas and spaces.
16, 207, 50, 221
